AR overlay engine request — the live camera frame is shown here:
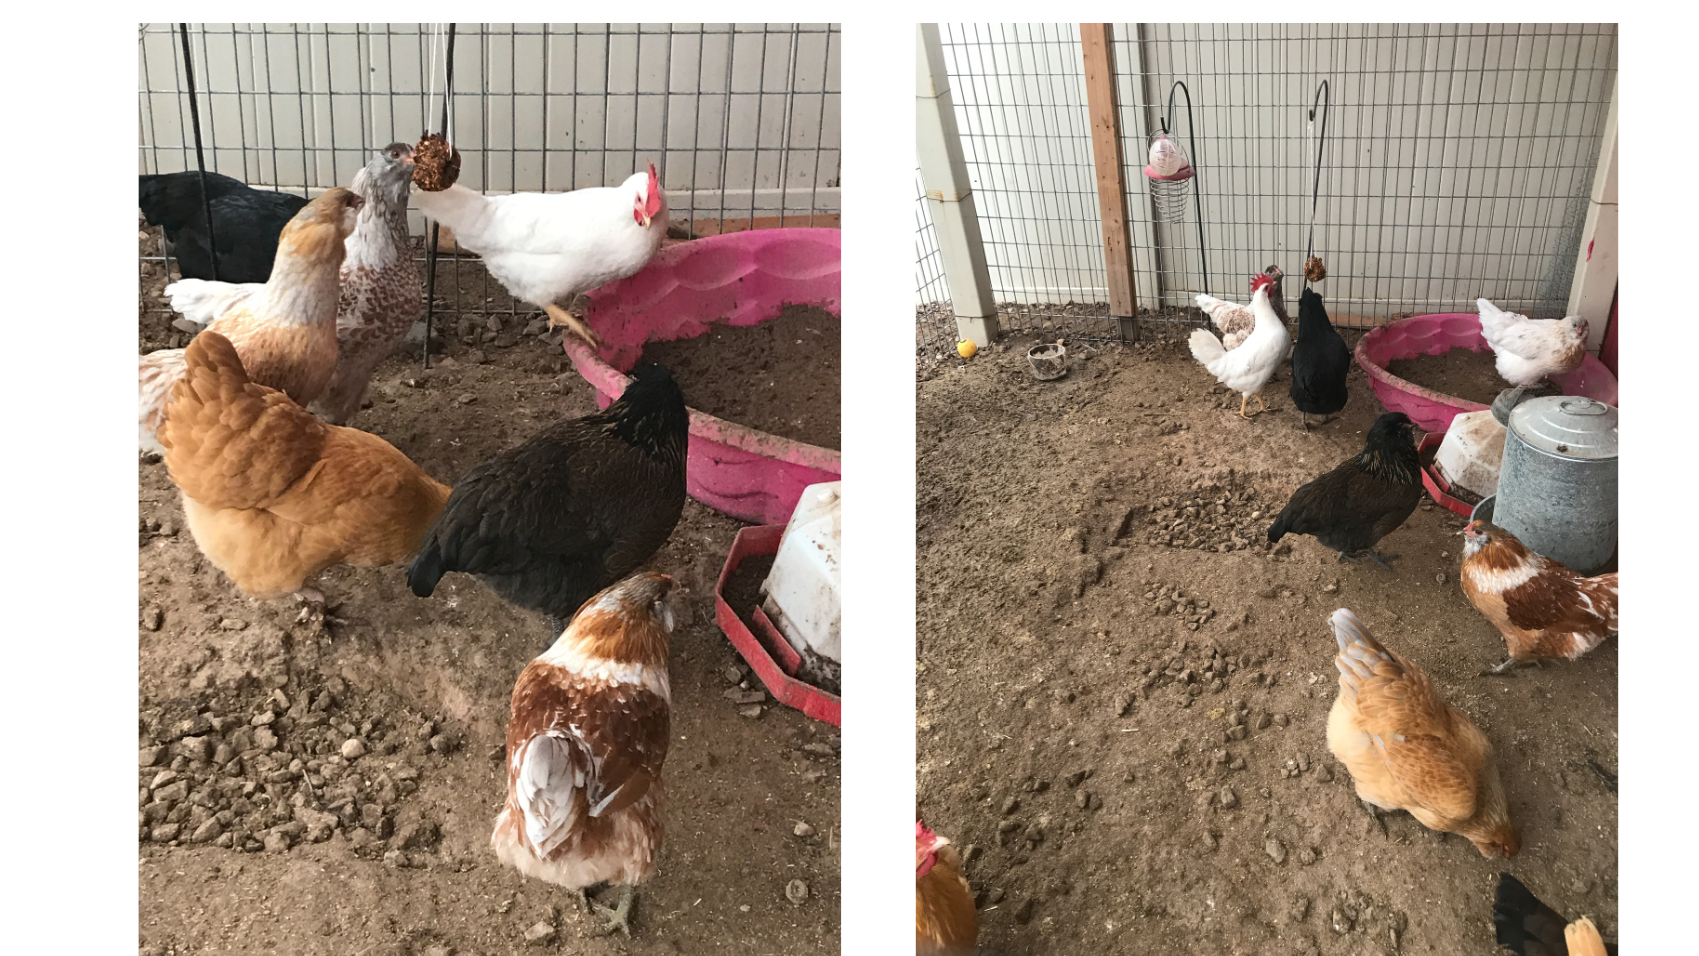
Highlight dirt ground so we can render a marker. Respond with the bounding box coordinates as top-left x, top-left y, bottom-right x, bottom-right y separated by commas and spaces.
1385, 347, 1504, 407
137, 228, 840, 956
645, 306, 841, 450
915, 335, 1617, 955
